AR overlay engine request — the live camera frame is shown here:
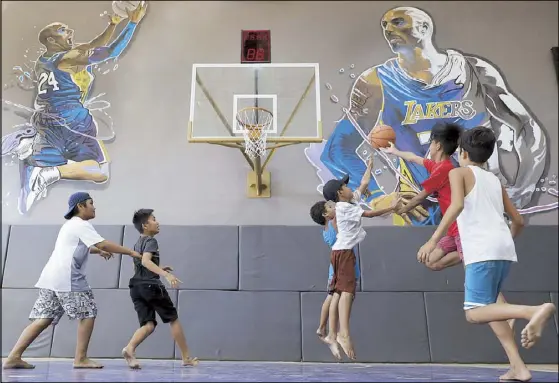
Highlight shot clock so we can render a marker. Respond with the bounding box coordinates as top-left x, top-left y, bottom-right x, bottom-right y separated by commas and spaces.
241, 30, 271, 64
